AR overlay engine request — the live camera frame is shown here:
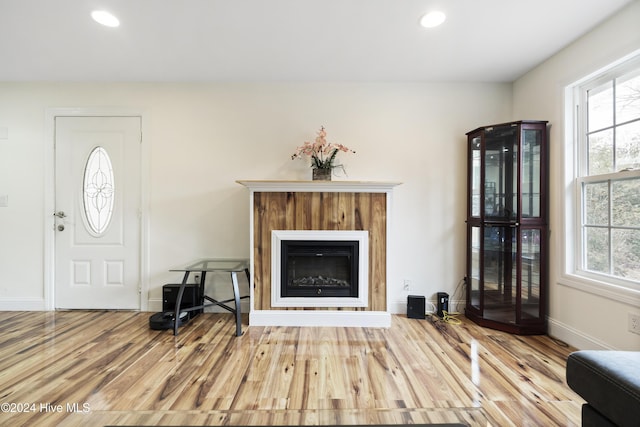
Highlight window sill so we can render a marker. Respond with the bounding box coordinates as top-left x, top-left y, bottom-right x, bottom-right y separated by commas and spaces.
558, 273, 640, 307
